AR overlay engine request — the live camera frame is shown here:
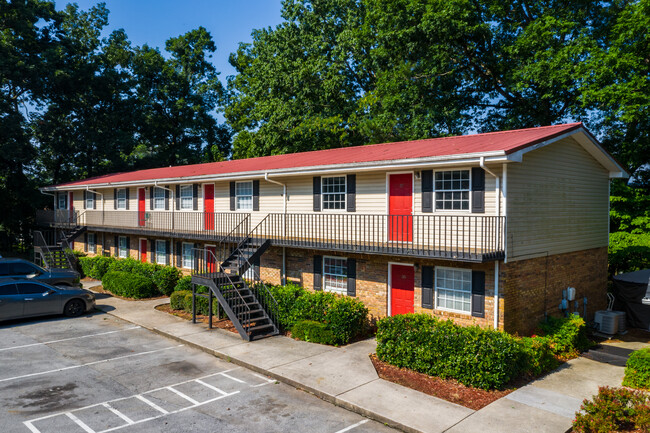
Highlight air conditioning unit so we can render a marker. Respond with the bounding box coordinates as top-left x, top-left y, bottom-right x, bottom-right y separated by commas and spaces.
594, 310, 619, 335
609, 311, 626, 333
